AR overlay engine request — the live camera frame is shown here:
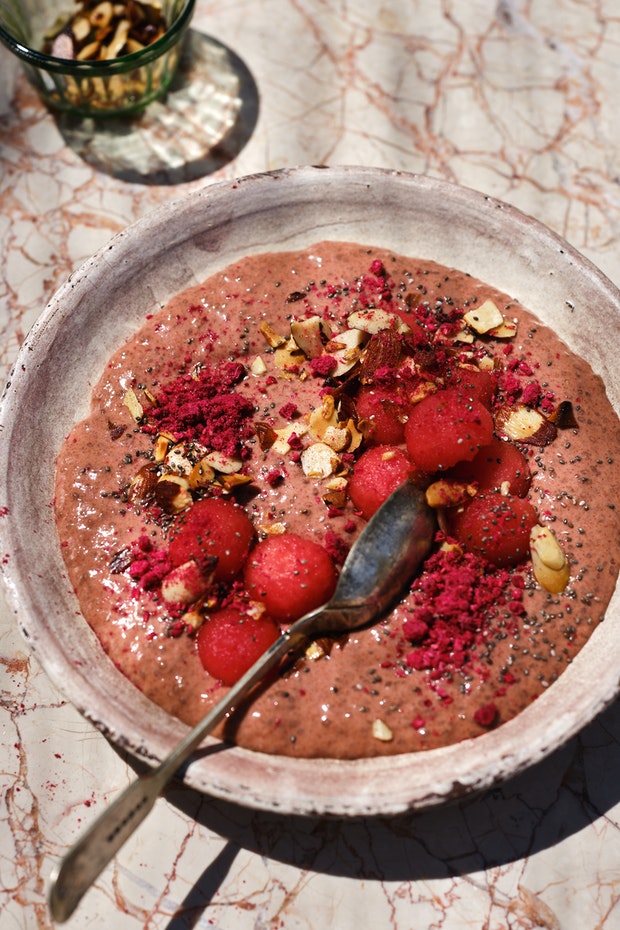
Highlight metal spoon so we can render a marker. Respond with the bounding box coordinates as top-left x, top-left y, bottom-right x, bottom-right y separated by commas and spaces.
48, 479, 436, 922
